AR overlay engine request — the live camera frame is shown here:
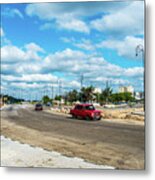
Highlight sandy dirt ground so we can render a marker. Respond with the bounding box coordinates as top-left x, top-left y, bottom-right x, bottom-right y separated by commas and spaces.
1, 105, 145, 169
1, 136, 114, 169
